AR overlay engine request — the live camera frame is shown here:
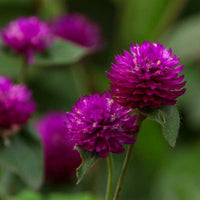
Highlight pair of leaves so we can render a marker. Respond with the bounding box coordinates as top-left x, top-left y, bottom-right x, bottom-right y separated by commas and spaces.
141, 105, 180, 148
0, 126, 43, 190
76, 105, 180, 184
